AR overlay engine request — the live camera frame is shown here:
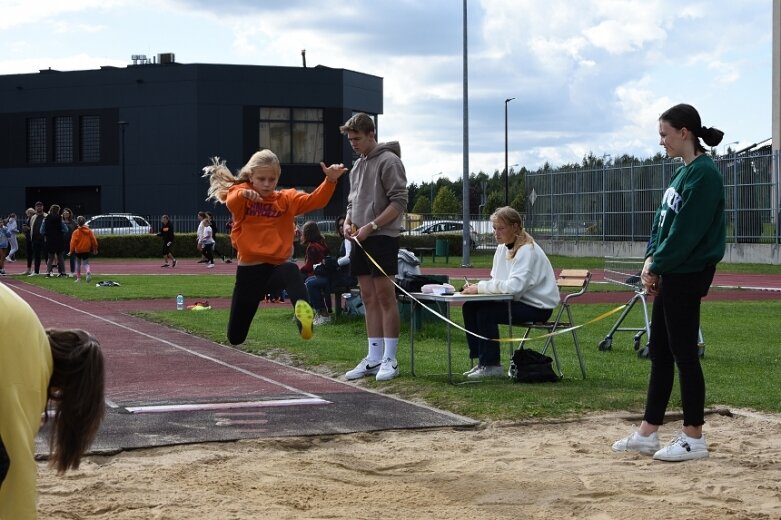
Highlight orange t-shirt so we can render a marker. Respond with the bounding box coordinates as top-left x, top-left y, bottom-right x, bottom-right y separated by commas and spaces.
226, 179, 336, 264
